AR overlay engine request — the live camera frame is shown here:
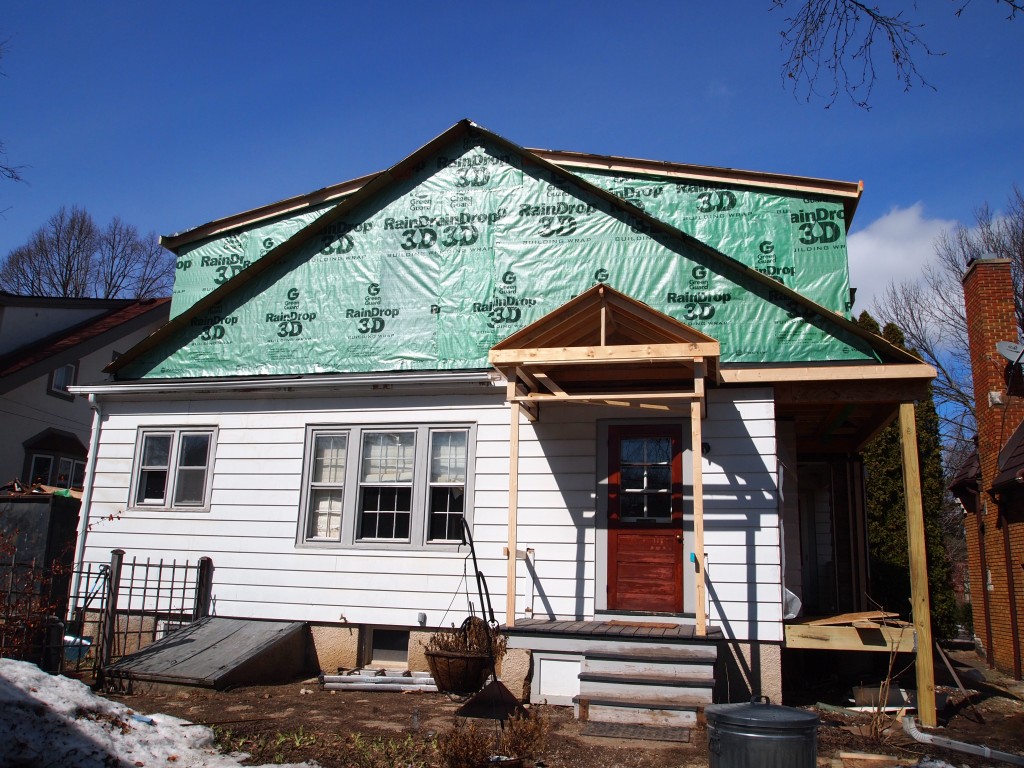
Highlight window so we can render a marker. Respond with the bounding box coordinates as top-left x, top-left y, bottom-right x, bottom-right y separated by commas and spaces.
48, 362, 78, 400
131, 428, 216, 510
299, 424, 474, 549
